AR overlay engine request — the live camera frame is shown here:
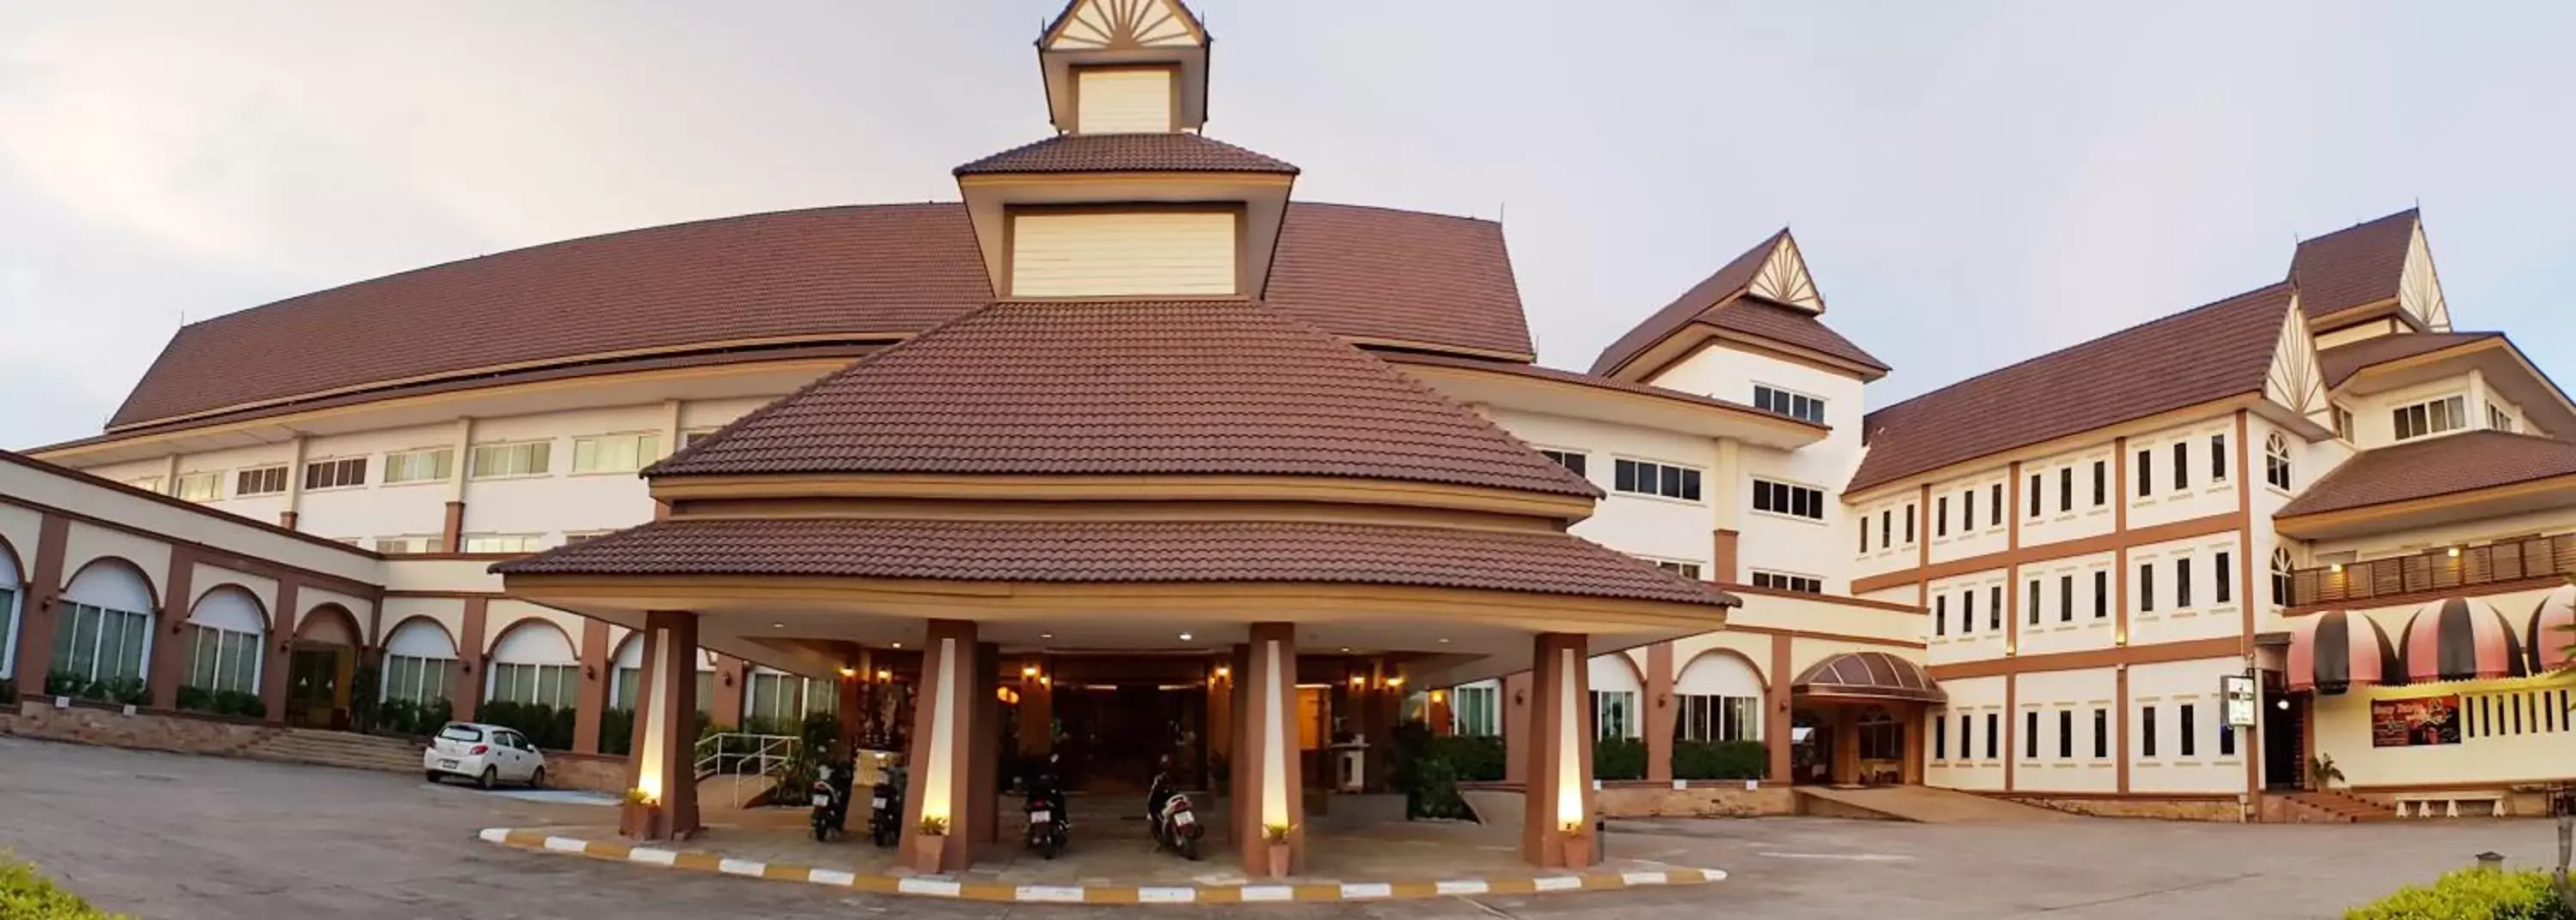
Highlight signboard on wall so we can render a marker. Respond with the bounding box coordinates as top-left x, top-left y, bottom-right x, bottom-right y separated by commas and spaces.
2372, 695, 2463, 748
2221, 675, 2257, 727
